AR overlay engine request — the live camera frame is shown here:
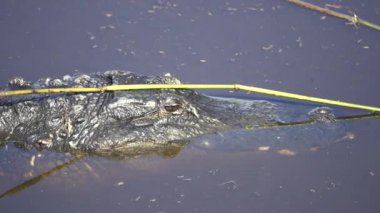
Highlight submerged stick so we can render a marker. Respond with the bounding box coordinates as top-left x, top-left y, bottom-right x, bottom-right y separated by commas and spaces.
1, 84, 380, 112
288, 0, 380, 30
0, 155, 84, 199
